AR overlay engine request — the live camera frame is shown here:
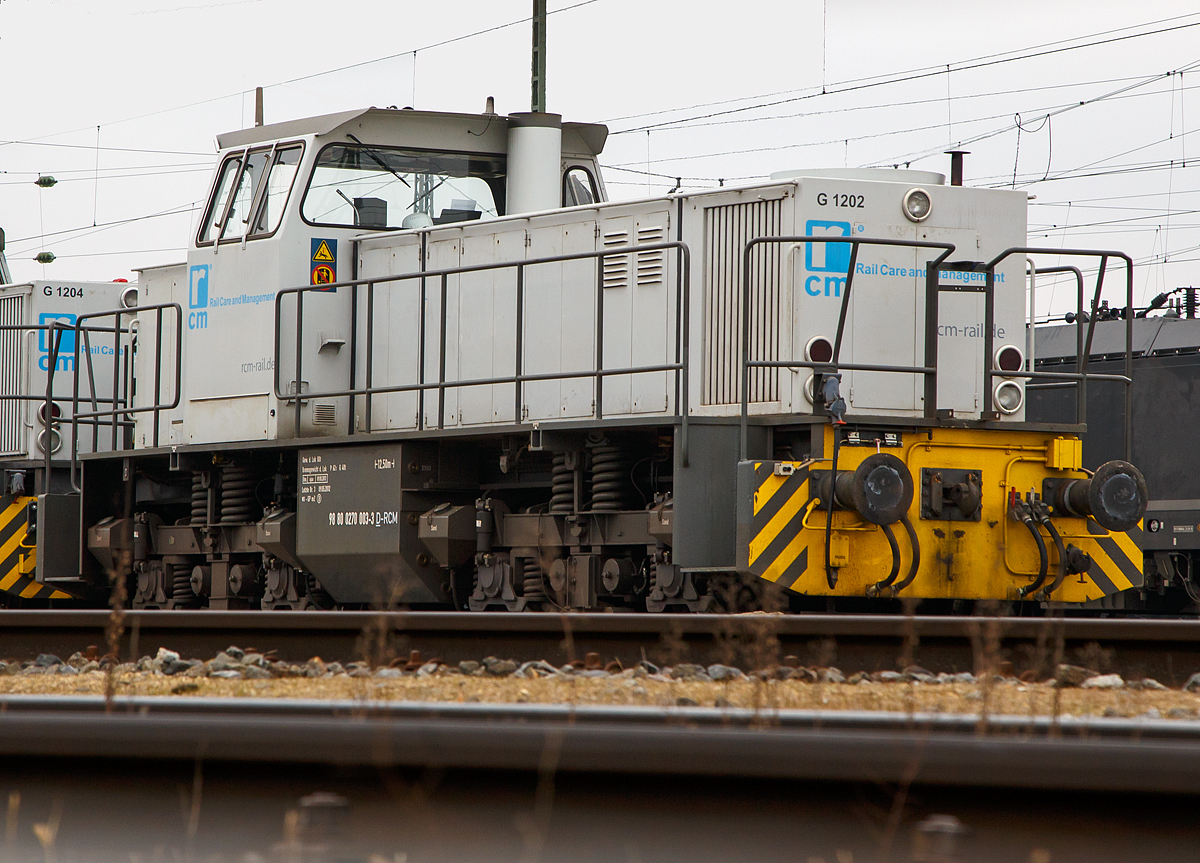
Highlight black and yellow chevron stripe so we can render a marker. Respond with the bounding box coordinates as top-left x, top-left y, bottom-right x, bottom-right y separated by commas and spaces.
742, 462, 813, 590
1084, 517, 1144, 594
0, 497, 71, 601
